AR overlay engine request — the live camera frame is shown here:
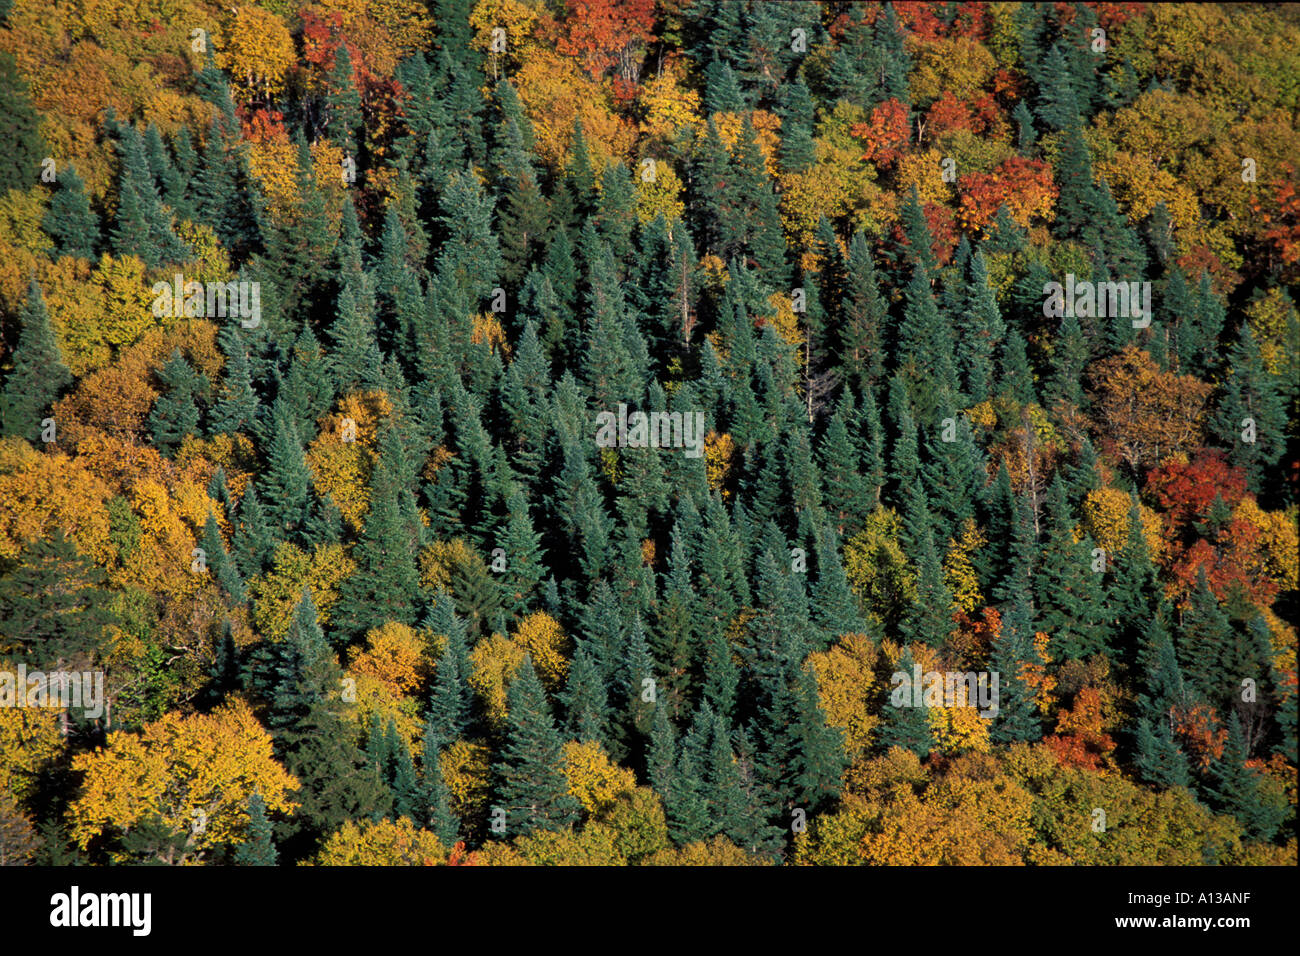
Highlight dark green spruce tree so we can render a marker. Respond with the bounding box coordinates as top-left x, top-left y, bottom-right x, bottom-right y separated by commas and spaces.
493, 654, 580, 838
1, 280, 71, 442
